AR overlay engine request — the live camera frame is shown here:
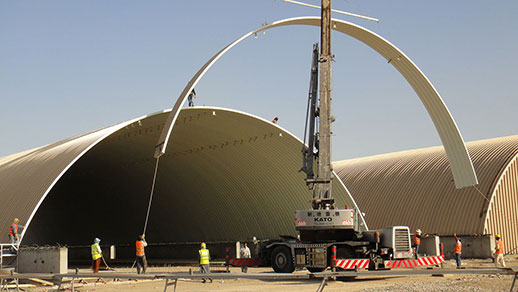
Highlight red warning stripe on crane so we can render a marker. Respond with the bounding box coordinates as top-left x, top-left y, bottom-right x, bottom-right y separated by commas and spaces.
385, 256, 444, 268
418, 255, 444, 266
228, 258, 262, 267
335, 259, 370, 270
384, 259, 419, 268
